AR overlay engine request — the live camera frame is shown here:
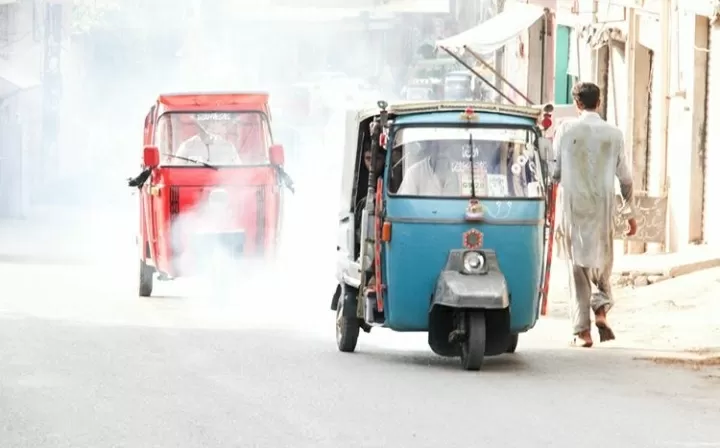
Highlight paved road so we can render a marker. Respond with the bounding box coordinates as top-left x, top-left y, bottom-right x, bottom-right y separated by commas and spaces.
1, 258, 720, 448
